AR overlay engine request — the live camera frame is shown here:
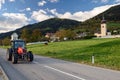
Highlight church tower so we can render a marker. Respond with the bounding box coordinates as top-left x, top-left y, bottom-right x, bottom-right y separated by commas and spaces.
101, 16, 107, 37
